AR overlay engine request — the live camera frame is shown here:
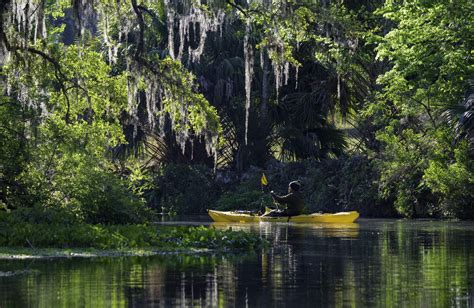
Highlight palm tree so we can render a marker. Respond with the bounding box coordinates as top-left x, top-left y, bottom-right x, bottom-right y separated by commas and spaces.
442, 78, 474, 156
